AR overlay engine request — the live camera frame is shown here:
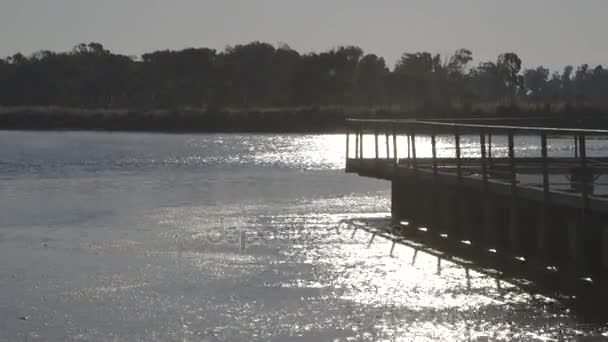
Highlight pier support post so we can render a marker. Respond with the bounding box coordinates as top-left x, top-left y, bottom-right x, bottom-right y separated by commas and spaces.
568, 214, 583, 271
537, 209, 549, 260
439, 185, 459, 245
483, 197, 496, 248
509, 202, 519, 254
603, 227, 608, 270
391, 177, 407, 224
391, 180, 399, 222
